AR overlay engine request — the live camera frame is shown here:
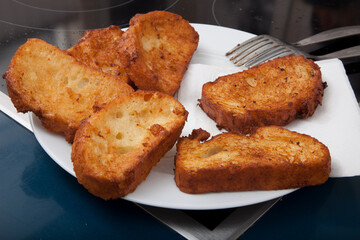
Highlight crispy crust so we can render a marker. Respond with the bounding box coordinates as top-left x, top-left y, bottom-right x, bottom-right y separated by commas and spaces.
66, 25, 131, 85
71, 91, 188, 199
117, 11, 199, 95
4, 38, 134, 143
200, 55, 325, 135
175, 127, 331, 194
